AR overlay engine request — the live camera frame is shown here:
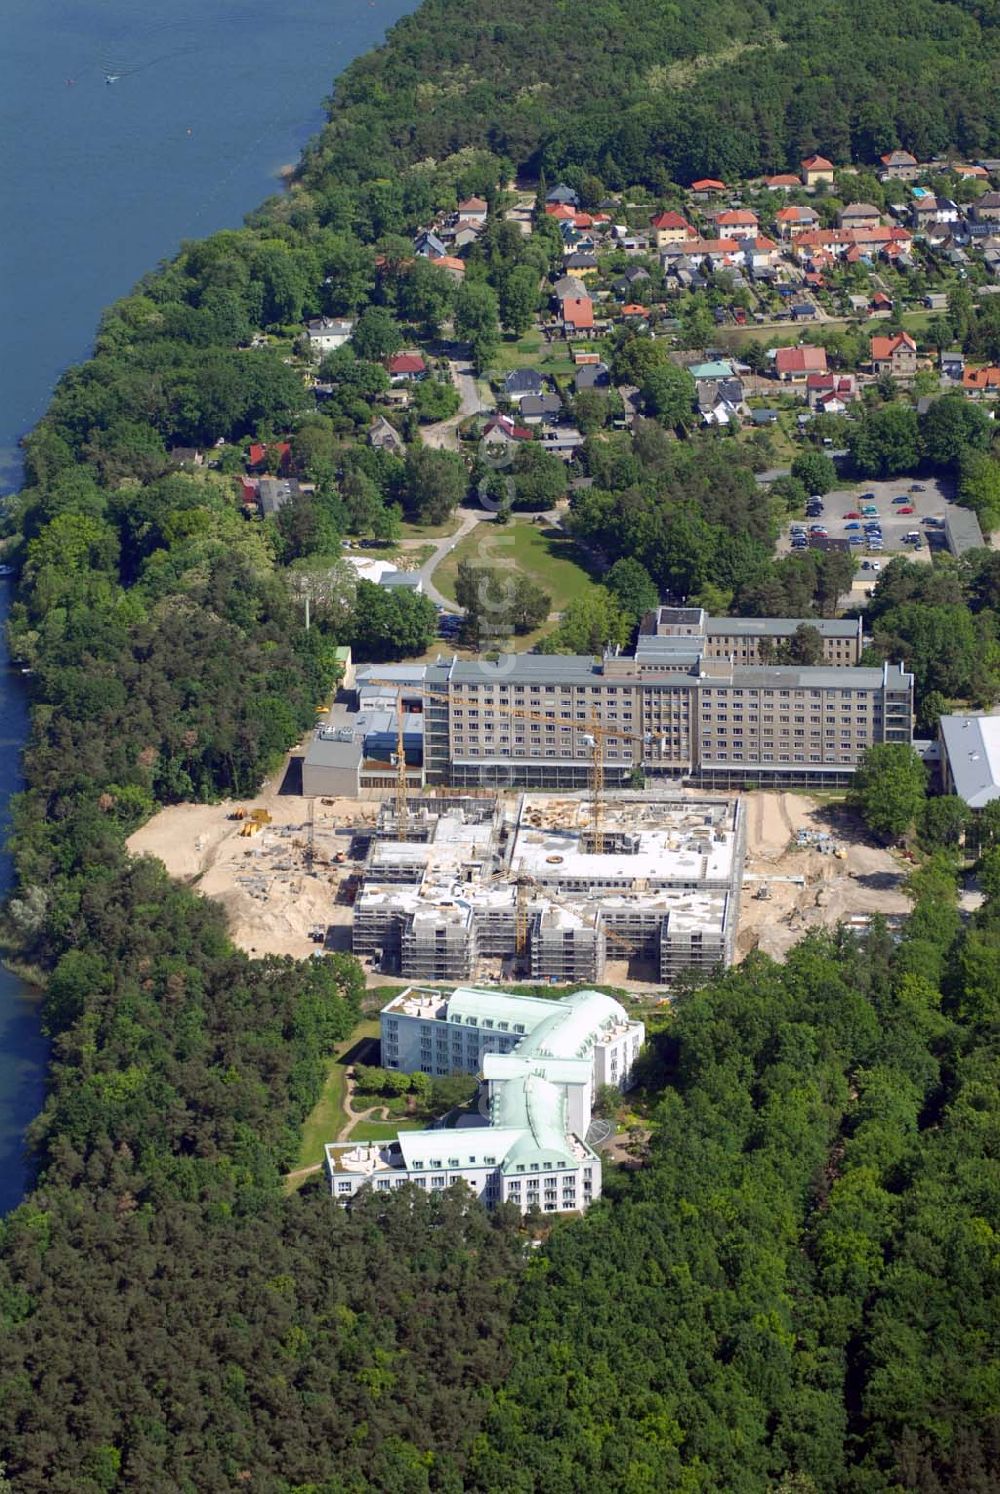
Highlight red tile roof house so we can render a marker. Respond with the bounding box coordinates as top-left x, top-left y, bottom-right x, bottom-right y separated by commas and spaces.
712, 208, 760, 239
387, 352, 428, 381
801, 154, 835, 186
456, 195, 488, 223
690, 178, 726, 195
561, 296, 596, 335
764, 173, 803, 190
775, 204, 820, 238
774, 345, 828, 382
880, 149, 920, 180
806, 373, 858, 409
650, 209, 695, 247
870, 332, 917, 379
962, 366, 1000, 396
248, 441, 291, 473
